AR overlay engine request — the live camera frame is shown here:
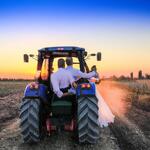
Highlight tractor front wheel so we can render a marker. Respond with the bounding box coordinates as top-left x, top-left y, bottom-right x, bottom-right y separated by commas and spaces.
77, 96, 100, 144
19, 98, 42, 143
